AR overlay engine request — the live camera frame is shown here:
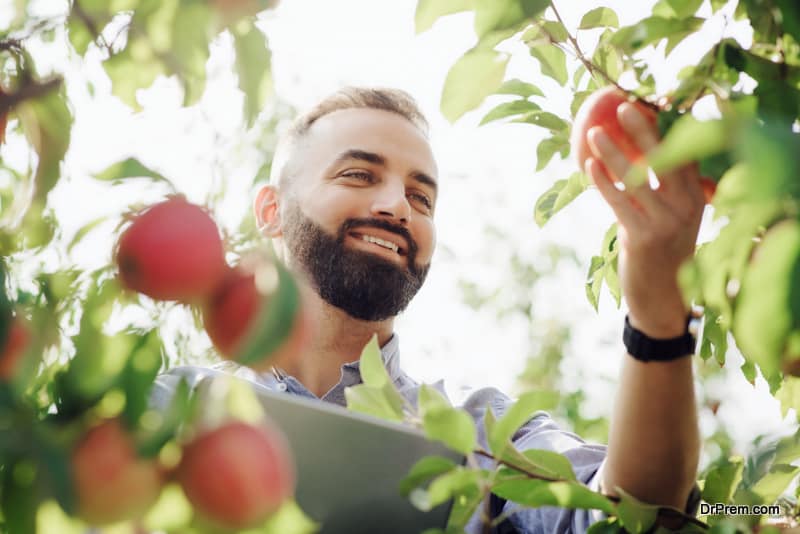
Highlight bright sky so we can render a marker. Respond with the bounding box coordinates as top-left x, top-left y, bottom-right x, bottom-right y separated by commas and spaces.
4, 0, 795, 461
